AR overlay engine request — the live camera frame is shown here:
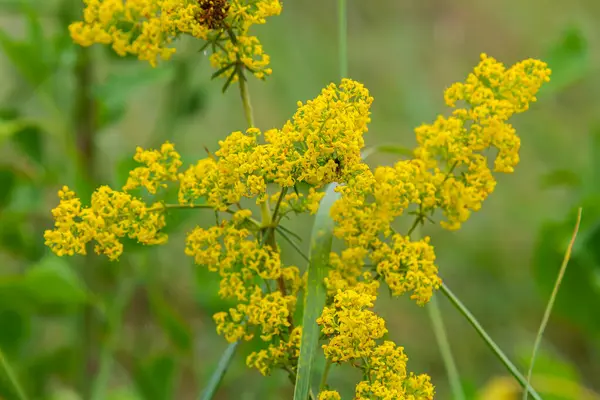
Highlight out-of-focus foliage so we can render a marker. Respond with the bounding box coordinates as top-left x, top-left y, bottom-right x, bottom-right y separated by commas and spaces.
1, 0, 599, 399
